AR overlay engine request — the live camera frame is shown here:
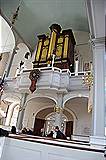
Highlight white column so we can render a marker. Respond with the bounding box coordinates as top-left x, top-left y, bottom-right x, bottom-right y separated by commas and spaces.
16, 93, 28, 130
86, 0, 106, 146
54, 94, 63, 129
86, 0, 105, 39
75, 60, 79, 76
90, 38, 106, 146
52, 54, 55, 69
